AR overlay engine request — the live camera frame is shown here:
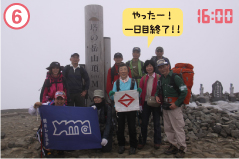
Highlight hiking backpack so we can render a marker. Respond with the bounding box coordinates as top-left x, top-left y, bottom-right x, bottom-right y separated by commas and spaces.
171, 63, 194, 104
126, 60, 144, 75
39, 75, 67, 102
